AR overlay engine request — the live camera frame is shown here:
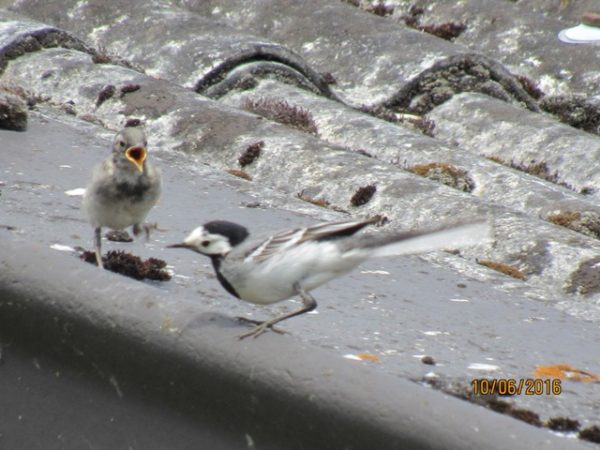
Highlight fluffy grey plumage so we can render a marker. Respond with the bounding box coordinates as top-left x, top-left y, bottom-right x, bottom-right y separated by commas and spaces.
83, 127, 161, 268
169, 217, 490, 338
